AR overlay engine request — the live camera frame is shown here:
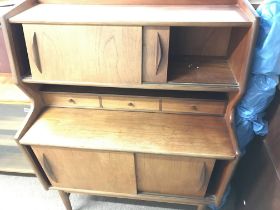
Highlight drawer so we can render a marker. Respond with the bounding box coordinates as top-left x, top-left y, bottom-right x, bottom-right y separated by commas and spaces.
23, 24, 142, 84
32, 146, 137, 194
162, 98, 226, 115
43, 92, 100, 108
102, 96, 159, 111
136, 154, 215, 196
